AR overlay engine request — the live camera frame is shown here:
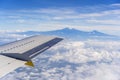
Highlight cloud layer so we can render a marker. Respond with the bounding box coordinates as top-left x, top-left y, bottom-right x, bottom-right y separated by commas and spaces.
1, 39, 120, 80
